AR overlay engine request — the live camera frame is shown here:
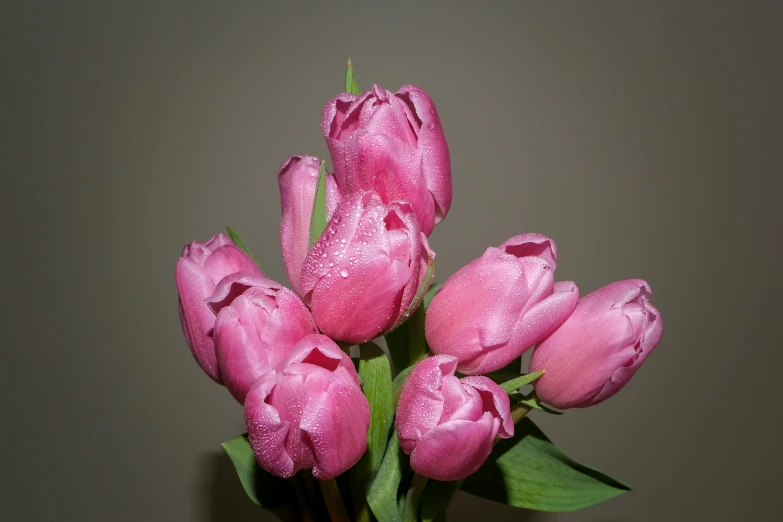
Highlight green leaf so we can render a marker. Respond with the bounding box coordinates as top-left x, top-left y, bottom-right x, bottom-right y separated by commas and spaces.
499, 370, 545, 394
367, 432, 406, 522
345, 58, 361, 95
351, 343, 394, 518
461, 418, 632, 511
392, 365, 413, 408
308, 160, 327, 247
516, 393, 563, 415
420, 479, 460, 522
226, 226, 261, 269
221, 434, 296, 518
